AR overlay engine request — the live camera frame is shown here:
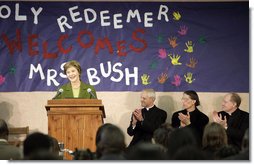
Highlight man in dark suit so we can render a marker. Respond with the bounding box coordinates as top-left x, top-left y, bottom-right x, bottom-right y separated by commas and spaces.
0, 119, 22, 160
213, 93, 249, 150
127, 88, 167, 148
